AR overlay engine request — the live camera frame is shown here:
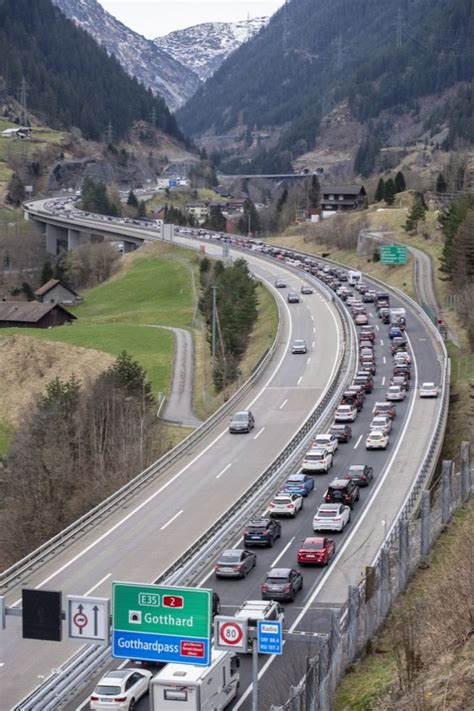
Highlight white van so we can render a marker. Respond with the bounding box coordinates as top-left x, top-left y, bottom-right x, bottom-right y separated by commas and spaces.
150, 650, 239, 711
348, 270, 362, 286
